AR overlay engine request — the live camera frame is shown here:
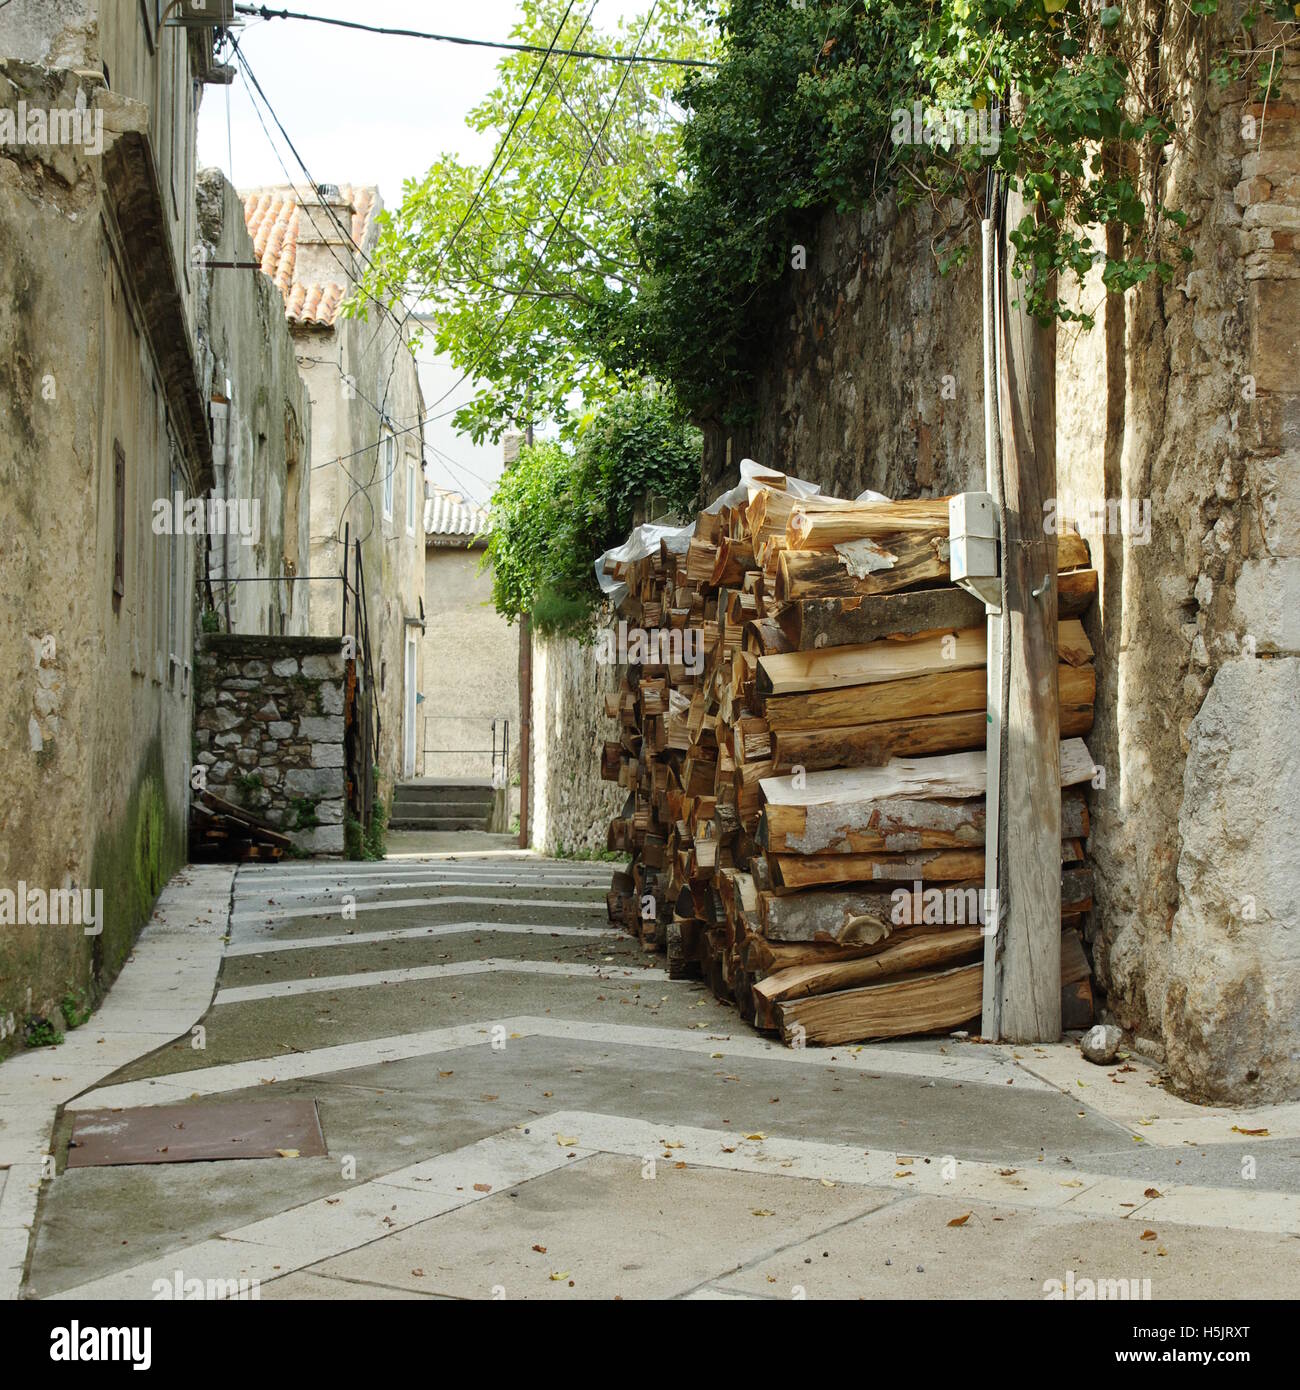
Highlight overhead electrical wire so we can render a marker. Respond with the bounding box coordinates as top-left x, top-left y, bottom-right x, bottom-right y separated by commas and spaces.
231, 4, 717, 68
363, 0, 588, 499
